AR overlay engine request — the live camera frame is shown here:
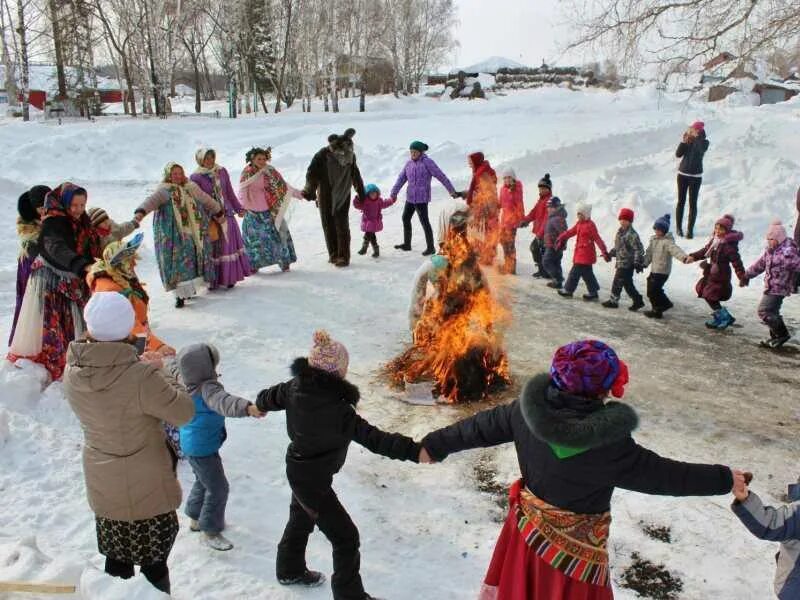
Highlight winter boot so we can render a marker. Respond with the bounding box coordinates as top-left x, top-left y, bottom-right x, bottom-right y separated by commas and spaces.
175, 297, 185, 309
716, 307, 734, 330
395, 243, 411, 250
582, 293, 599, 301
705, 310, 722, 329
629, 298, 646, 312
371, 243, 380, 258
278, 570, 326, 587
532, 270, 546, 278
557, 290, 573, 298
644, 309, 663, 319
189, 519, 200, 532
358, 239, 369, 255
547, 280, 562, 289
203, 533, 233, 551
769, 318, 791, 348
661, 300, 674, 312
602, 298, 619, 308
